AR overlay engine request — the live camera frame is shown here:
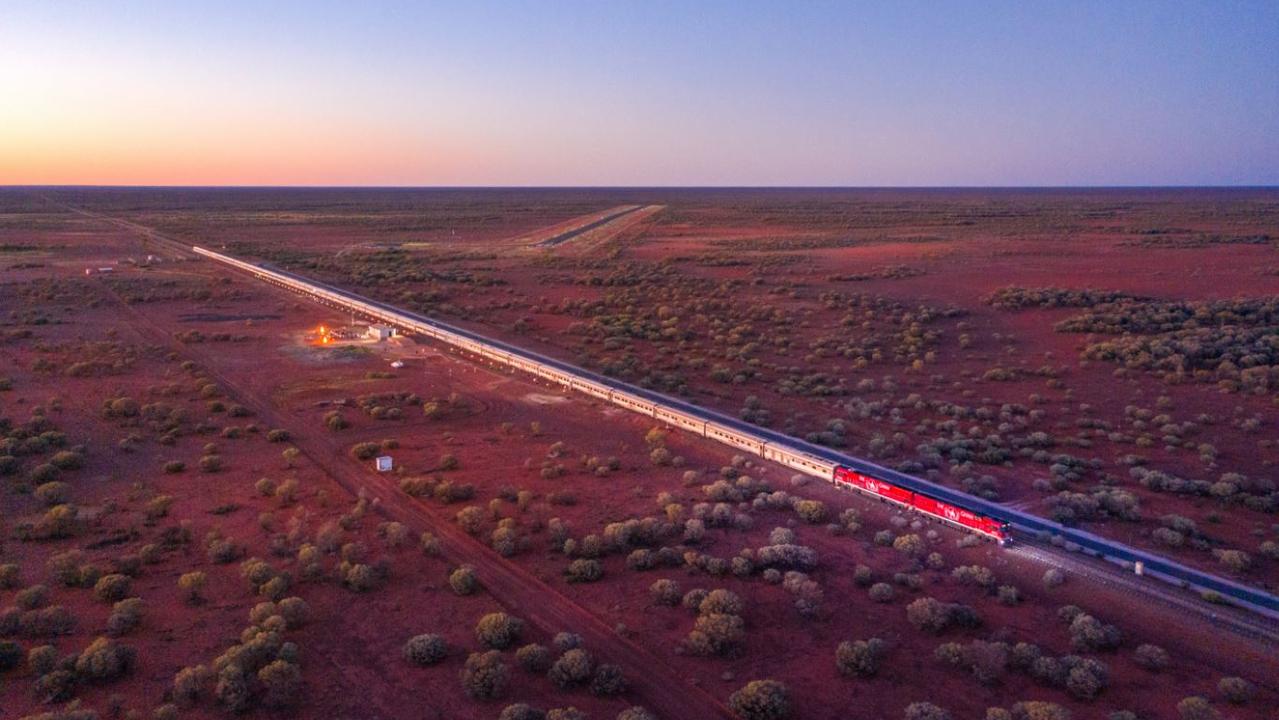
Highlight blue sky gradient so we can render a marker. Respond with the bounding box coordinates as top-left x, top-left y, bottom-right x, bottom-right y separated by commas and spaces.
2, 1, 1276, 185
